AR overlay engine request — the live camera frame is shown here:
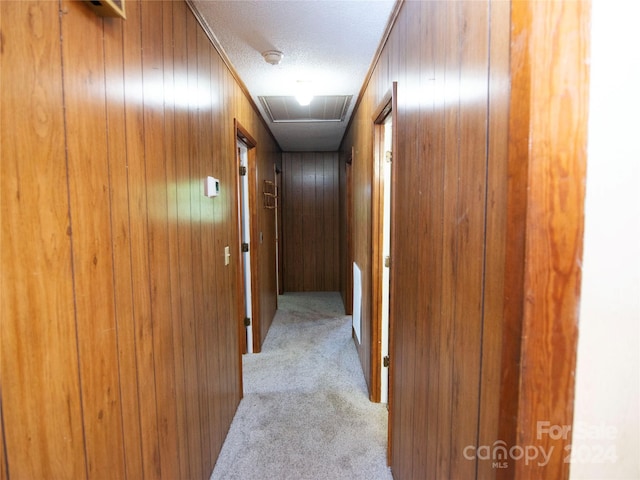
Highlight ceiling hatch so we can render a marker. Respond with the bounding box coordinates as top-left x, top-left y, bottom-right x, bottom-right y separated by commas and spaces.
259, 95, 352, 123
